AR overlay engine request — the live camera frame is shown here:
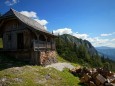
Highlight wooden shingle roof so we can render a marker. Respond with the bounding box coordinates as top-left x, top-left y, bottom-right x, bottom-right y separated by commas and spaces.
0, 8, 55, 36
